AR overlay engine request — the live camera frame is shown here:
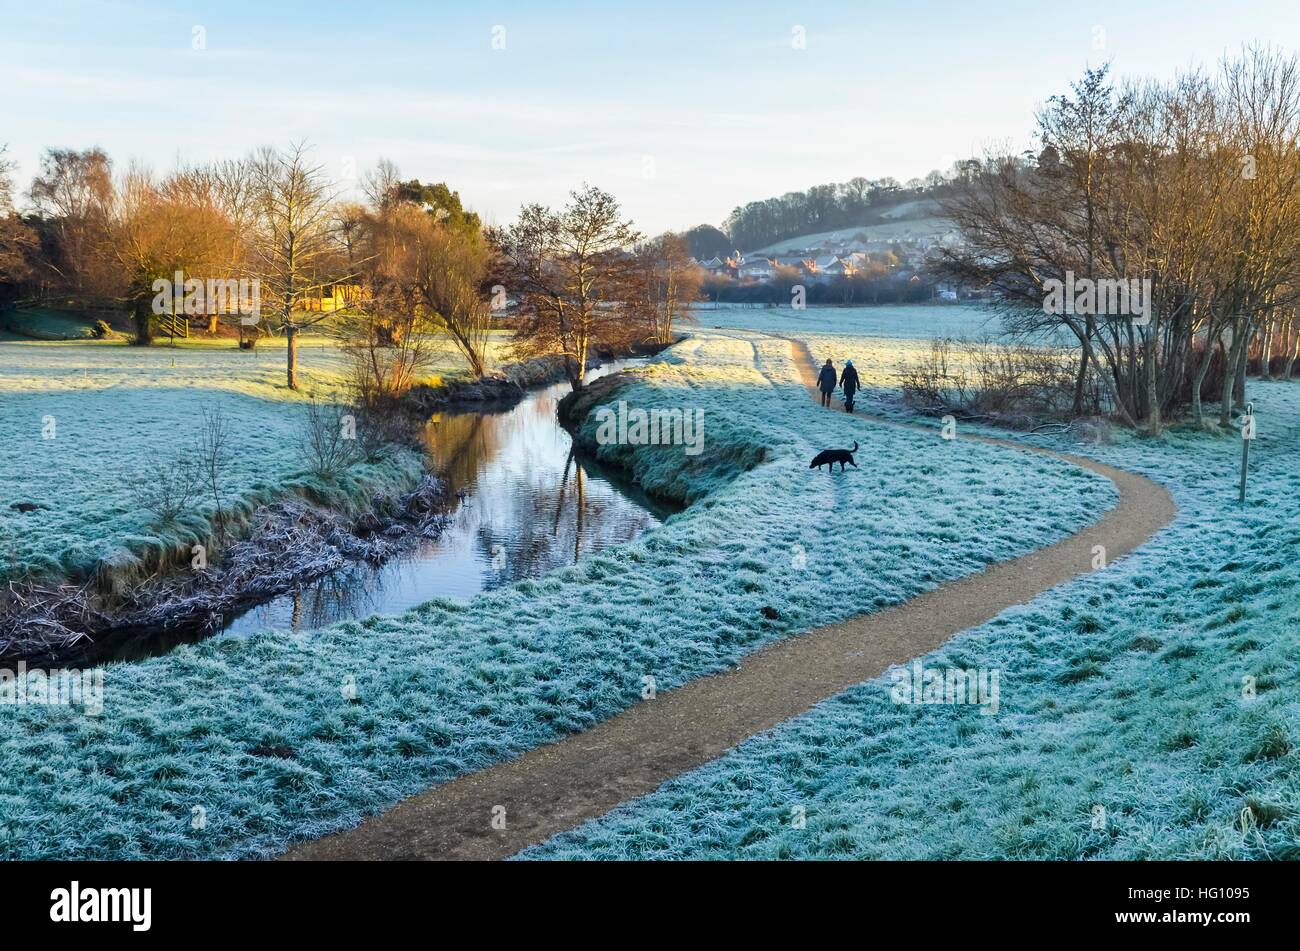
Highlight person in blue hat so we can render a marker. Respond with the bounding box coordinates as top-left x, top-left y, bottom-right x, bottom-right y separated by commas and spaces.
839, 359, 861, 412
